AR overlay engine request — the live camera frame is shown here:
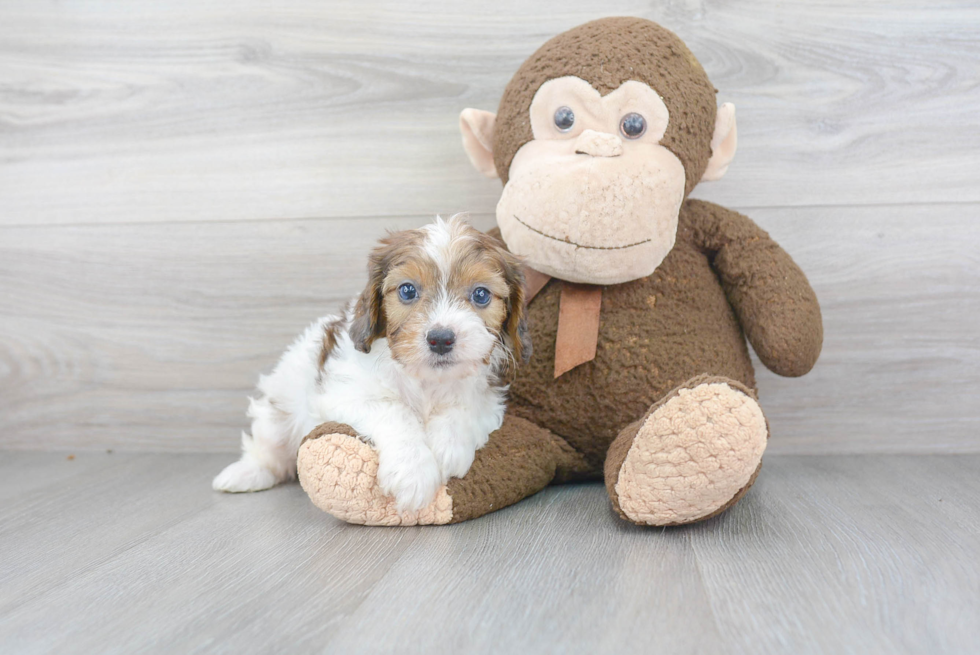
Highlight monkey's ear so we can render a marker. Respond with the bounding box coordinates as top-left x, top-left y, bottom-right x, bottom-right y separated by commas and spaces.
701, 103, 738, 182
460, 109, 499, 179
